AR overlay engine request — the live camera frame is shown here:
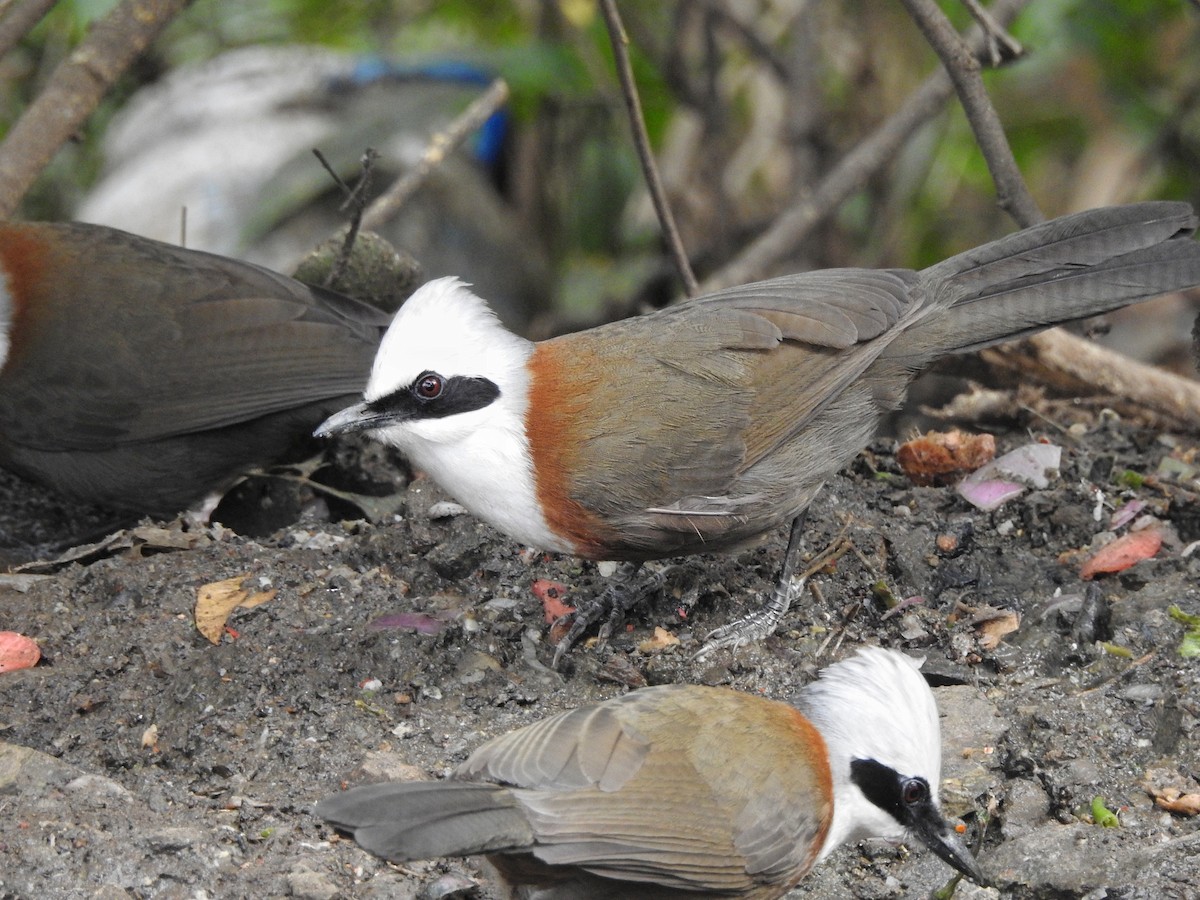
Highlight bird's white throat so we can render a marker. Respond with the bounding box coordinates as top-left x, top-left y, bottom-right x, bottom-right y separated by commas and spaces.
365, 277, 567, 552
